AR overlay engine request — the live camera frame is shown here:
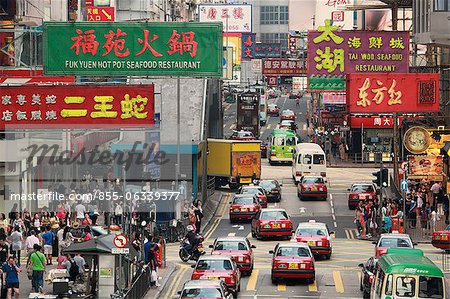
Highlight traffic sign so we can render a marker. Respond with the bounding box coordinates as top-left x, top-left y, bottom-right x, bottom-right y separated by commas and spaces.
113, 234, 128, 248
112, 248, 130, 255
401, 179, 408, 191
